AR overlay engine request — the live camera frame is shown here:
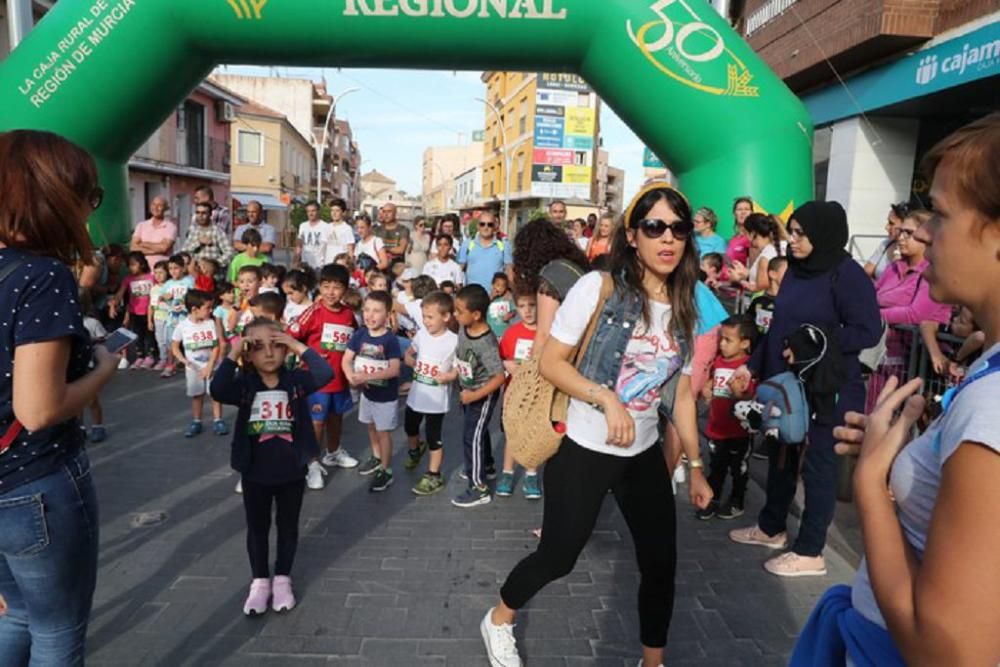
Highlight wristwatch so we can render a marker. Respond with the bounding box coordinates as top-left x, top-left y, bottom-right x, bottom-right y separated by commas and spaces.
687, 458, 705, 470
